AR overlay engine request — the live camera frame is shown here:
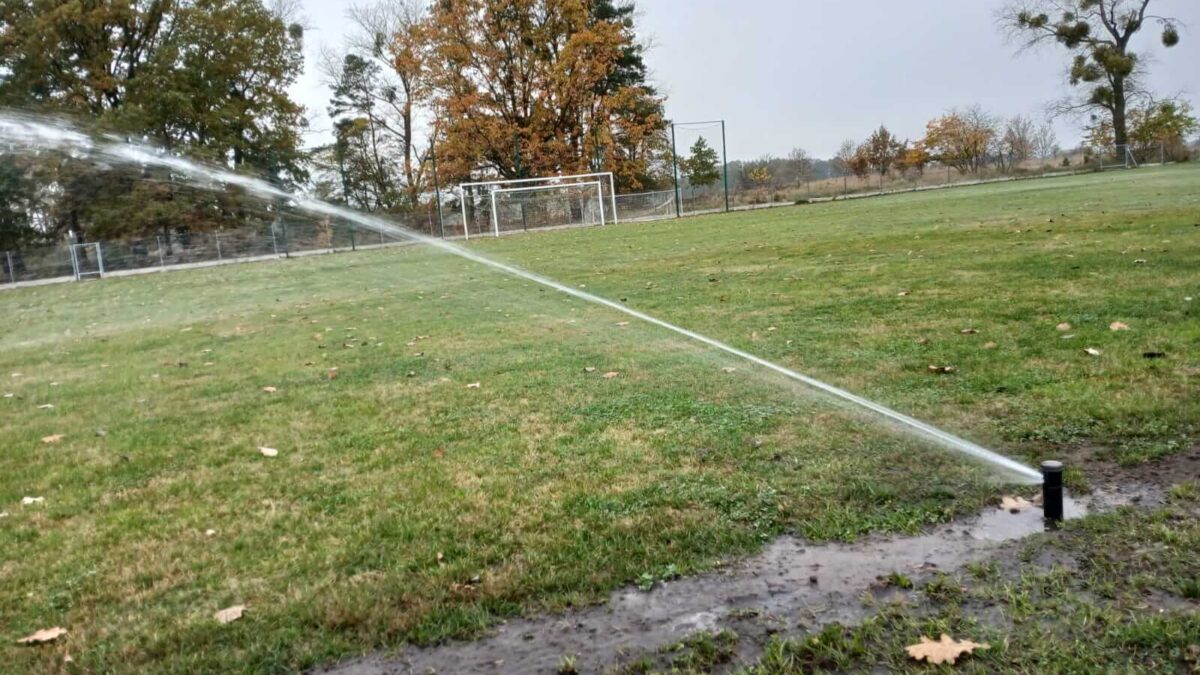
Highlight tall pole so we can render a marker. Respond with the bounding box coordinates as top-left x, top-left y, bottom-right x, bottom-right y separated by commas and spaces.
431, 145, 445, 238
670, 122, 681, 218
721, 120, 730, 212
